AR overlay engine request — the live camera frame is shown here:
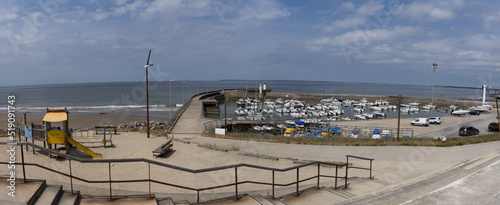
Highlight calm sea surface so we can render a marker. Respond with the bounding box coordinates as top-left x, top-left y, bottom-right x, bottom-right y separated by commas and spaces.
0, 81, 489, 119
